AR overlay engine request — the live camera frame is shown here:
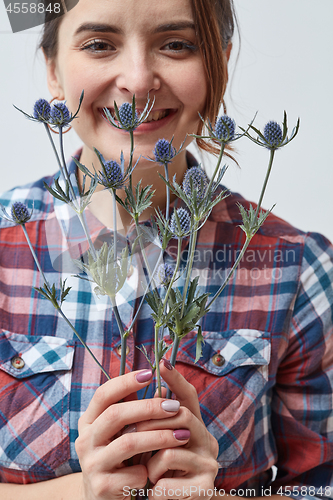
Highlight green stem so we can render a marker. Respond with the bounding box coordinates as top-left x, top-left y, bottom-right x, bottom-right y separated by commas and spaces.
205, 143, 226, 195
166, 336, 180, 399
22, 224, 50, 288
128, 131, 134, 191
110, 297, 127, 376
180, 227, 198, 318
154, 238, 182, 394
154, 324, 162, 397
59, 127, 77, 202
164, 163, 170, 221
254, 149, 275, 219
111, 189, 118, 263
44, 123, 67, 182
160, 238, 182, 314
